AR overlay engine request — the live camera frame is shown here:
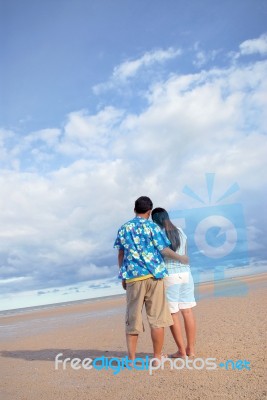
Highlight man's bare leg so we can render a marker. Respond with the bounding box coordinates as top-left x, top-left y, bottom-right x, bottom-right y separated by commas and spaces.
150, 327, 164, 360
169, 312, 186, 357
126, 333, 138, 360
181, 308, 196, 356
